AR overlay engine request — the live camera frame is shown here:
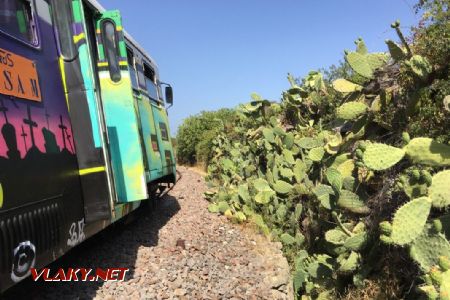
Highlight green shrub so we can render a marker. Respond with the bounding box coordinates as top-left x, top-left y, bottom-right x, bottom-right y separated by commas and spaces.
176, 109, 236, 165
